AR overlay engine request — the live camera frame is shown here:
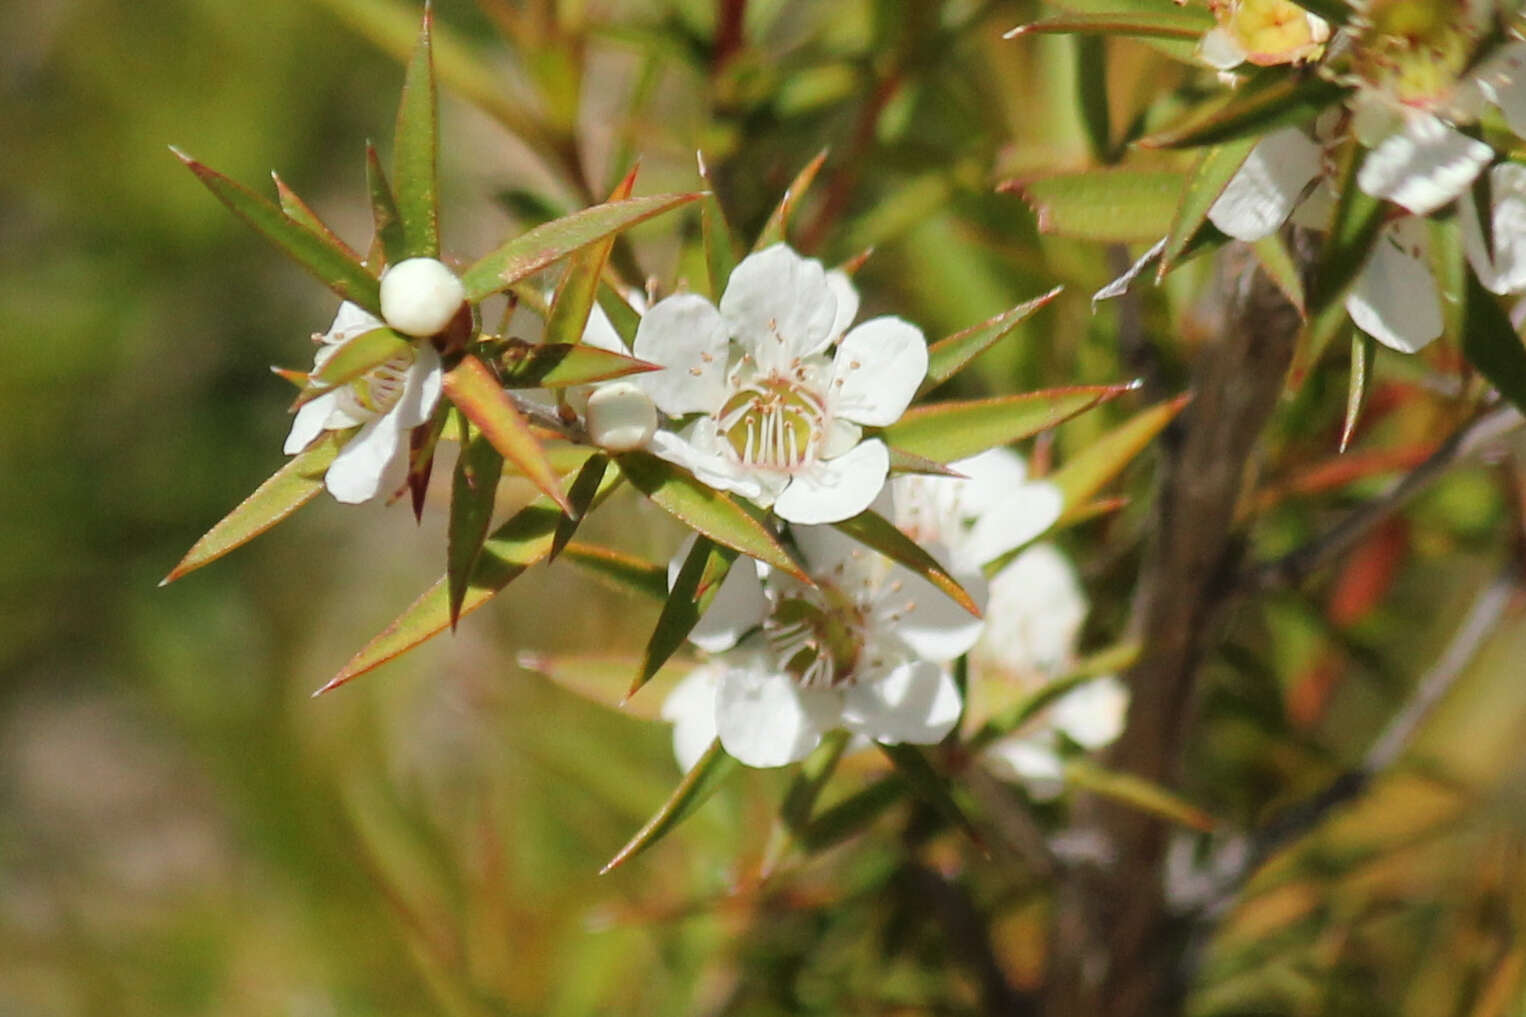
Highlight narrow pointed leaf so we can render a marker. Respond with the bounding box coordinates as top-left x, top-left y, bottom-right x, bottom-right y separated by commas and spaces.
293, 327, 414, 407
544, 167, 638, 347
754, 149, 828, 251
1159, 137, 1257, 277
1138, 73, 1350, 149
447, 433, 503, 627
762, 730, 853, 875
1006, 10, 1212, 39
1076, 36, 1113, 163
596, 285, 641, 347
883, 385, 1131, 462
1252, 232, 1306, 315
162, 432, 343, 584
1048, 393, 1189, 520
461, 193, 703, 301
495, 339, 661, 388
888, 447, 965, 477
273, 172, 361, 260
631, 536, 736, 699
1340, 333, 1375, 452
318, 466, 623, 692
516, 651, 691, 721
878, 744, 986, 852
393, 6, 439, 258
550, 454, 610, 561
922, 287, 1064, 392
697, 152, 739, 299
365, 143, 406, 265
442, 355, 572, 512
1462, 271, 1526, 416
601, 739, 740, 872
1012, 170, 1182, 243
1064, 760, 1216, 830
174, 150, 381, 312
559, 542, 668, 600
407, 400, 448, 521
832, 509, 980, 616
614, 451, 806, 581
1308, 142, 1385, 317
798, 775, 905, 852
